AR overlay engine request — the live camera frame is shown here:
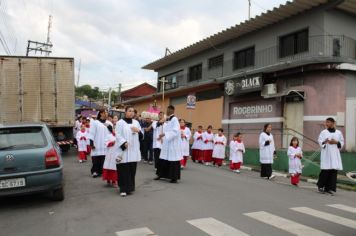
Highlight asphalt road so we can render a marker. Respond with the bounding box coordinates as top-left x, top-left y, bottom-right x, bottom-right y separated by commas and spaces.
0, 149, 355, 236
